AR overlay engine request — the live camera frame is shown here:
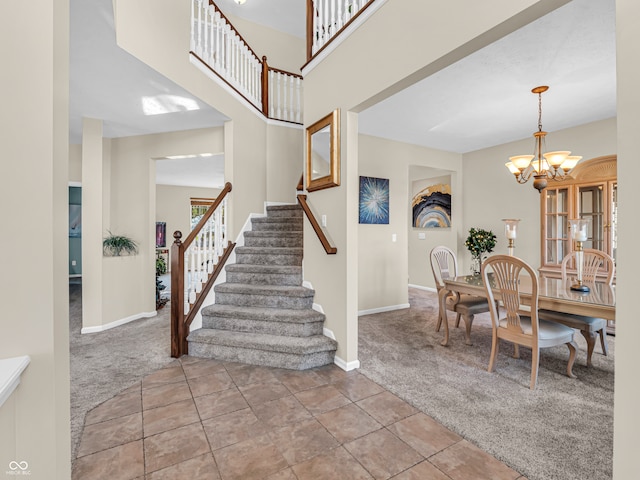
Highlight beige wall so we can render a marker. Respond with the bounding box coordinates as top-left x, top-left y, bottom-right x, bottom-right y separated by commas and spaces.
358, 135, 463, 310
220, 12, 305, 74
613, 0, 640, 477
461, 117, 617, 272
0, 0, 71, 477
266, 124, 305, 203
156, 184, 222, 254
69, 143, 82, 183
